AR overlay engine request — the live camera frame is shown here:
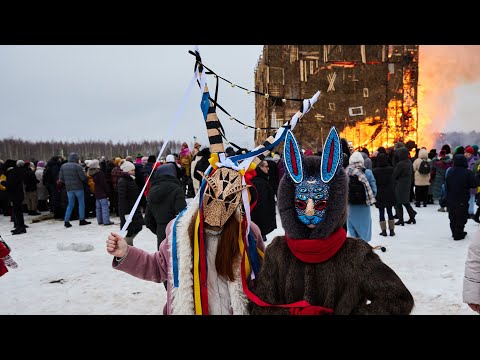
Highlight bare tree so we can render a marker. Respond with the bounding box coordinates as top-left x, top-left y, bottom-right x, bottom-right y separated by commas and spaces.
0, 138, 183, 162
